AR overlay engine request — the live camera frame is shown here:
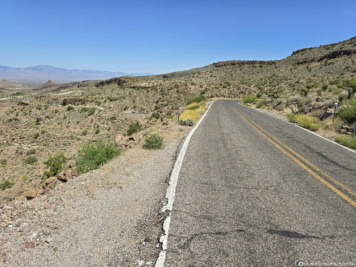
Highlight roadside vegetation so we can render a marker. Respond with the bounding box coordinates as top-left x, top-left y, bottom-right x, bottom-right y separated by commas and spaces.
335, 135, 356, 149
76, 140, 121, 174
180, 100, 207, 126
242, 94, 257, 104
287, 114, 321, 131
127, 121, 144, 136
143, 134, 164, 149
